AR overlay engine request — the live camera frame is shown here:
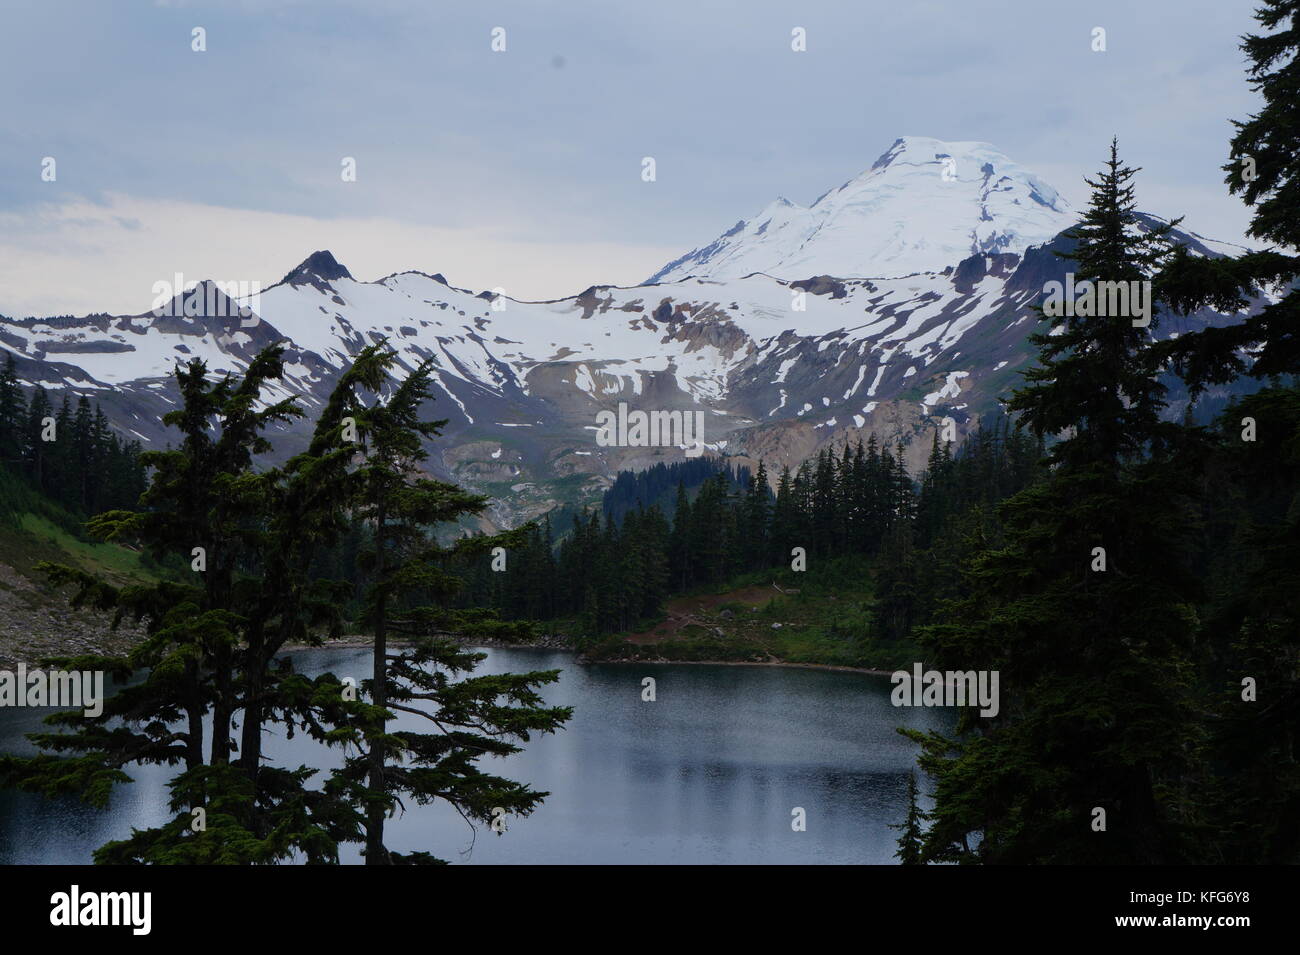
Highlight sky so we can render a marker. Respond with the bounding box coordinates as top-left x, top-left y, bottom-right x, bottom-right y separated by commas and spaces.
0, 0, 1269, 317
